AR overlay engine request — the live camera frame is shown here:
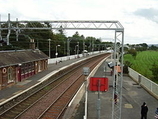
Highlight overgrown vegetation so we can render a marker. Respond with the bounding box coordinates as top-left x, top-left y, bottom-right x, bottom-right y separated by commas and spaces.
150, 62, 158, 83
124, 50, 158, 83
